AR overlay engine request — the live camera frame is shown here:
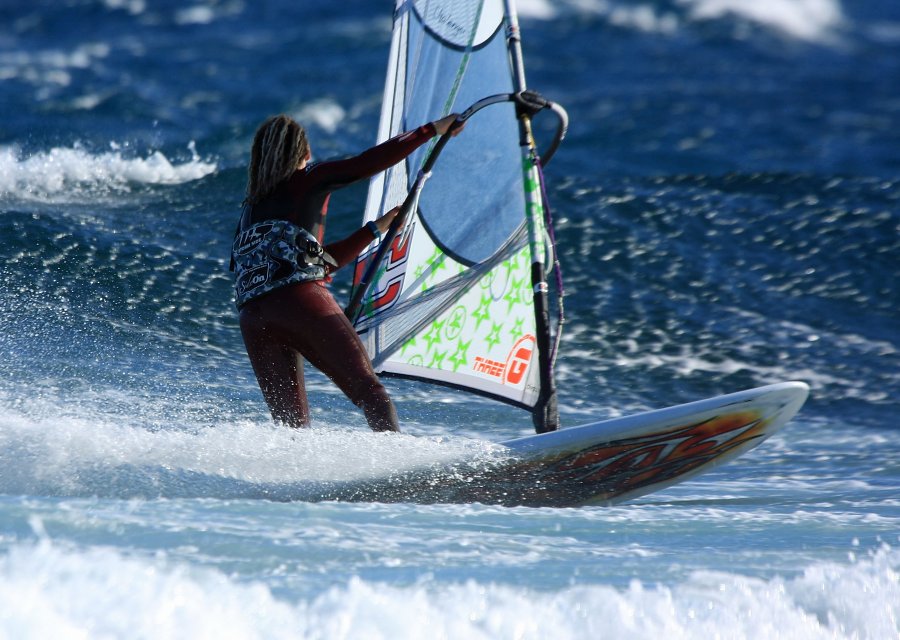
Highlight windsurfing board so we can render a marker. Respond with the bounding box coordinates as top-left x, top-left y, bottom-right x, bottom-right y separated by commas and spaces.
328, 381, 808, 507
494, 380, 809, 506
